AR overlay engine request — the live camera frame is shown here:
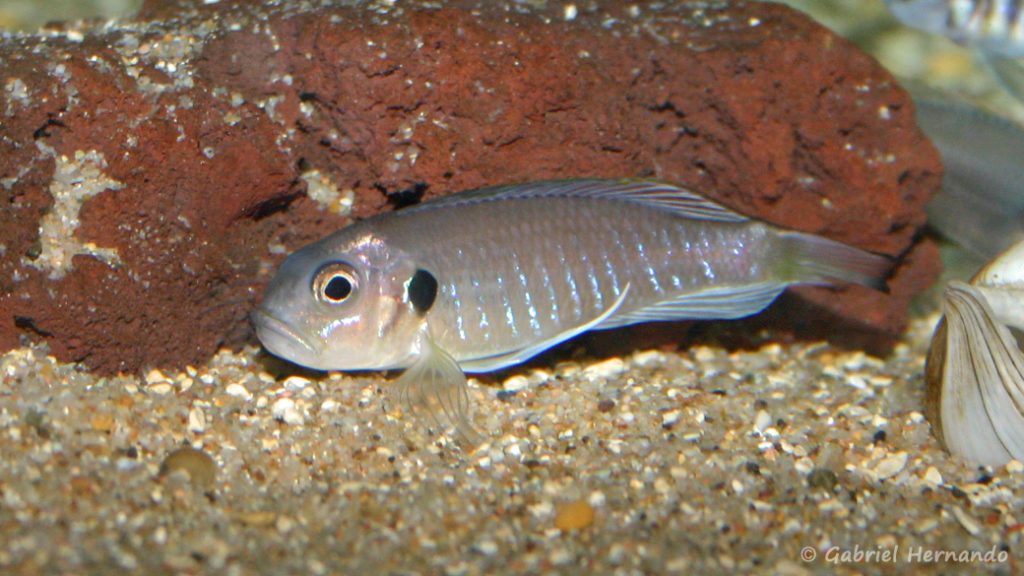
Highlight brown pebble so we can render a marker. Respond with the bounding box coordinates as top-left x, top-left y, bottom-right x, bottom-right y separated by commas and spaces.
554, 500, 595, 531
70, 475, 96, 496
596, 399, 615, 413
90, 413, 116, 433
159, 447, 217, 488
234, 511, 278, 527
